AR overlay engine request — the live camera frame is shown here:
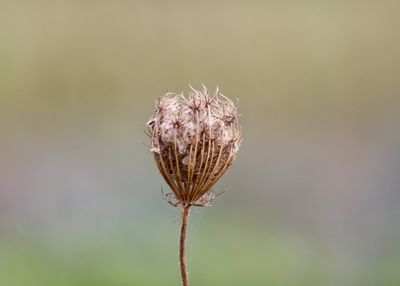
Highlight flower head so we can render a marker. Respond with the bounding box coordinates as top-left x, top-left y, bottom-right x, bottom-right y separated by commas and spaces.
147, 85, 241, 207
